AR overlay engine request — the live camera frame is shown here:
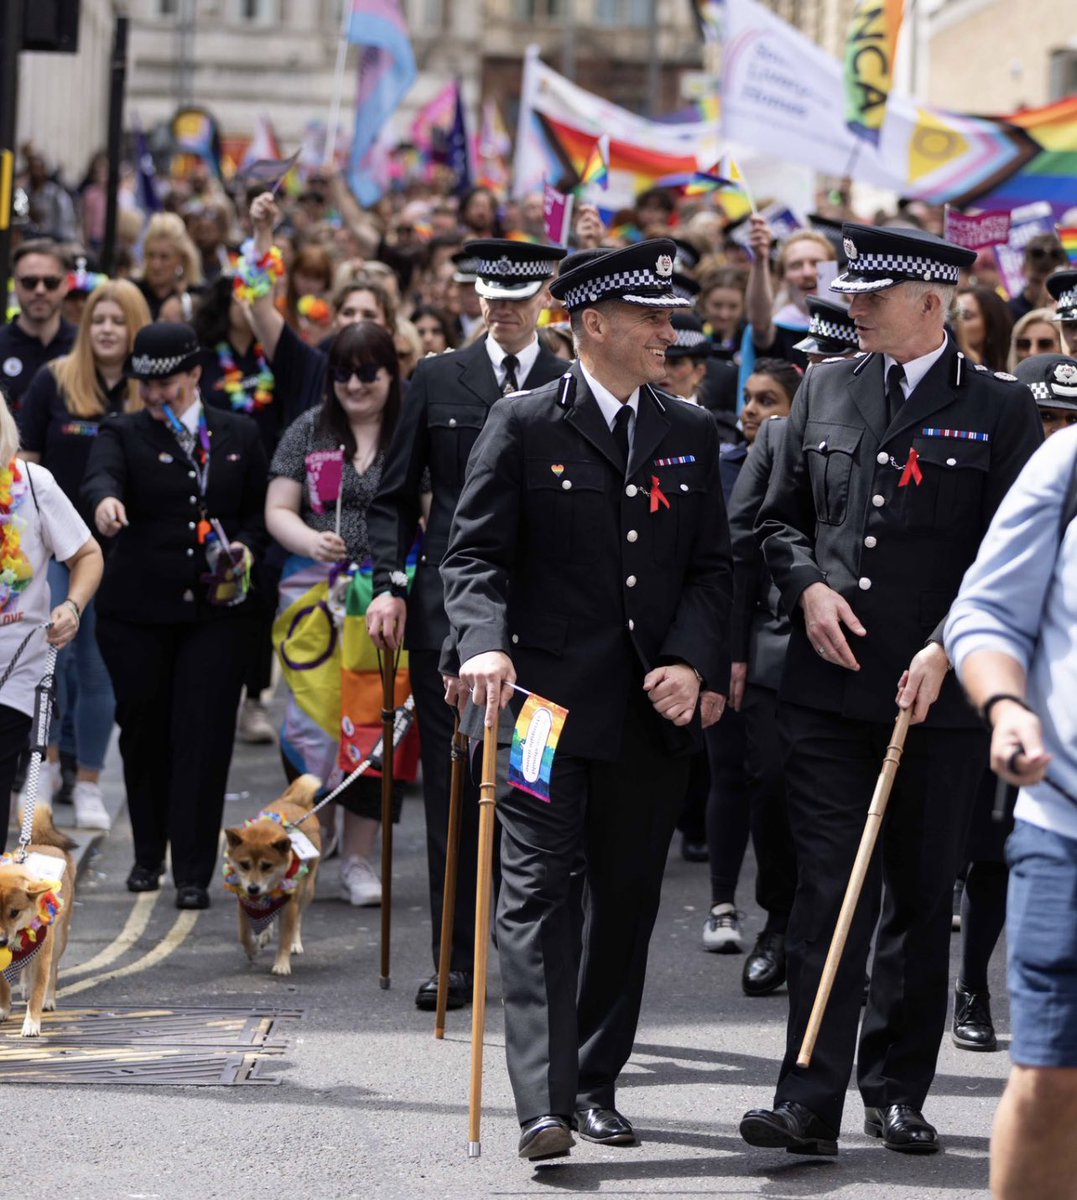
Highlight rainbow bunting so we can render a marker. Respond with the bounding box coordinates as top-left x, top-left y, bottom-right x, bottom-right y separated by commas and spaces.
1057, 225, 1077, 265
580, 133, 610, 189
